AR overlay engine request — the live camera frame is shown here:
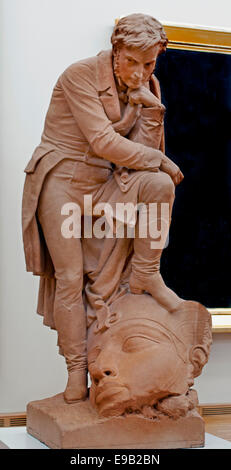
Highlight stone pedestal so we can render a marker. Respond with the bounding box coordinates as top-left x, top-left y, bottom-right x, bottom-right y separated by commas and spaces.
27, 393, 205, 449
